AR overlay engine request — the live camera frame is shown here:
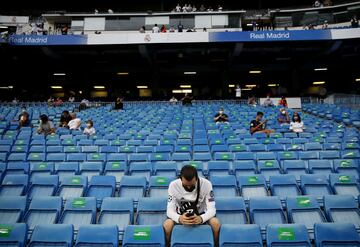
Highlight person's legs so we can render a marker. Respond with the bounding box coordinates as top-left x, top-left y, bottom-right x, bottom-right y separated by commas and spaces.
163, 218, 175, 247
208, 217, 221, 247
